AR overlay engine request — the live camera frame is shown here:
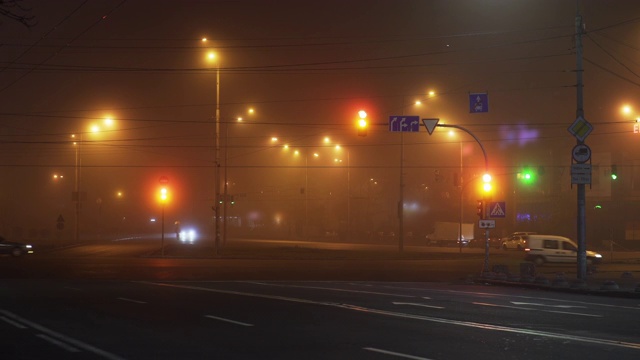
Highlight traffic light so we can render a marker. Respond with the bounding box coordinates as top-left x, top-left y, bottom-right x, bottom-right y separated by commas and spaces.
158, 187, 169, 203
357, 110, 368, 137
476, 200, 484, 218
481, 173, 492, 194
611, 164, 618, 180
518, 167, 535, 185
